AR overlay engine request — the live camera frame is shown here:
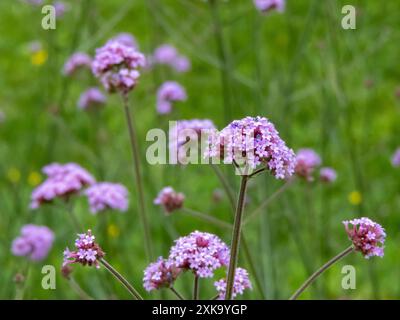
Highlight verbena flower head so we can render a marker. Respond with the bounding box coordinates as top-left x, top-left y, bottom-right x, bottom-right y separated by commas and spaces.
254, 0, 285, 13
214, 267, 252, 300
343, 217, 386, 259
143, 257, 181, 291
295, 148, 321, 181
391, 148, 400, 167
205, 116, 296, 178
30, 163, 95, 209
54, 1, 68, 18
320, 167, 337, 183
170, 119, 216, 165
156, 81, 187, 114
63, 52, 92, 76
85, 182, 129, 214
77, 87, 106, 110
172, 55, 191, 73
92, 40, 146, 93
63, 230, 105, 269
11, 224, 54, 261
110, 32, 138, 49
154, 187, 185, 214
168, 231, 230, 278
152, 44, 190, 73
